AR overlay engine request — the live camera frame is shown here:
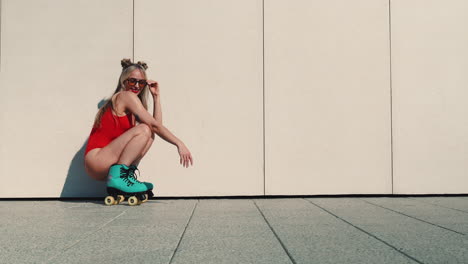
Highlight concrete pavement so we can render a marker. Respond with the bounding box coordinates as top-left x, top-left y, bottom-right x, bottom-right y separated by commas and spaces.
1, 196, 467, 264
